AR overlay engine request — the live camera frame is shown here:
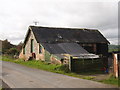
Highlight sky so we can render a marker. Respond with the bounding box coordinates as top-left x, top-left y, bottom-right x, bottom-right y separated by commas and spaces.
0, 0, 119, 45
